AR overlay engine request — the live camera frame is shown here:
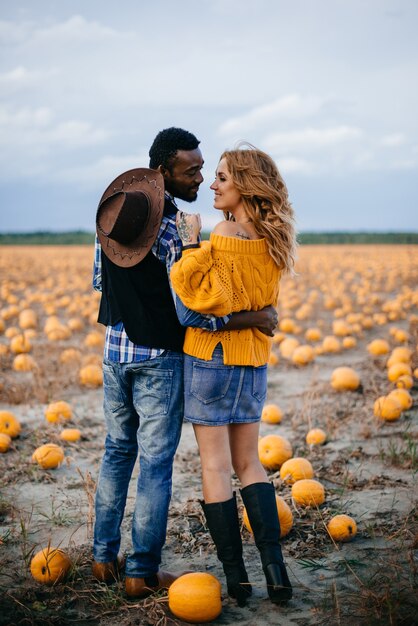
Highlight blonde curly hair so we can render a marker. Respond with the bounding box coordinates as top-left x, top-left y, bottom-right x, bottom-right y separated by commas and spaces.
220, 143, 297, 273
